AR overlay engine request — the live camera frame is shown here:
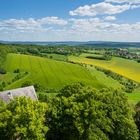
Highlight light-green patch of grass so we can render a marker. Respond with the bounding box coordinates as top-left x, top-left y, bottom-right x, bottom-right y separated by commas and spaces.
127, 88, 140, 105
80, 53, 103, 58
46, 53, 67, 61
5, 53, 105, 90
87, 66, 123, 90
